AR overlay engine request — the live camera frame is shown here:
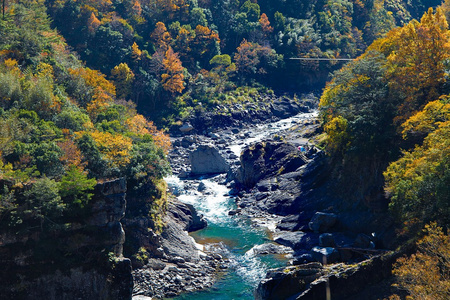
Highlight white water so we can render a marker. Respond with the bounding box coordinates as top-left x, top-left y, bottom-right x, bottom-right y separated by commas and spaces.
228, 111, 318, 156
166, 111, 317, 298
